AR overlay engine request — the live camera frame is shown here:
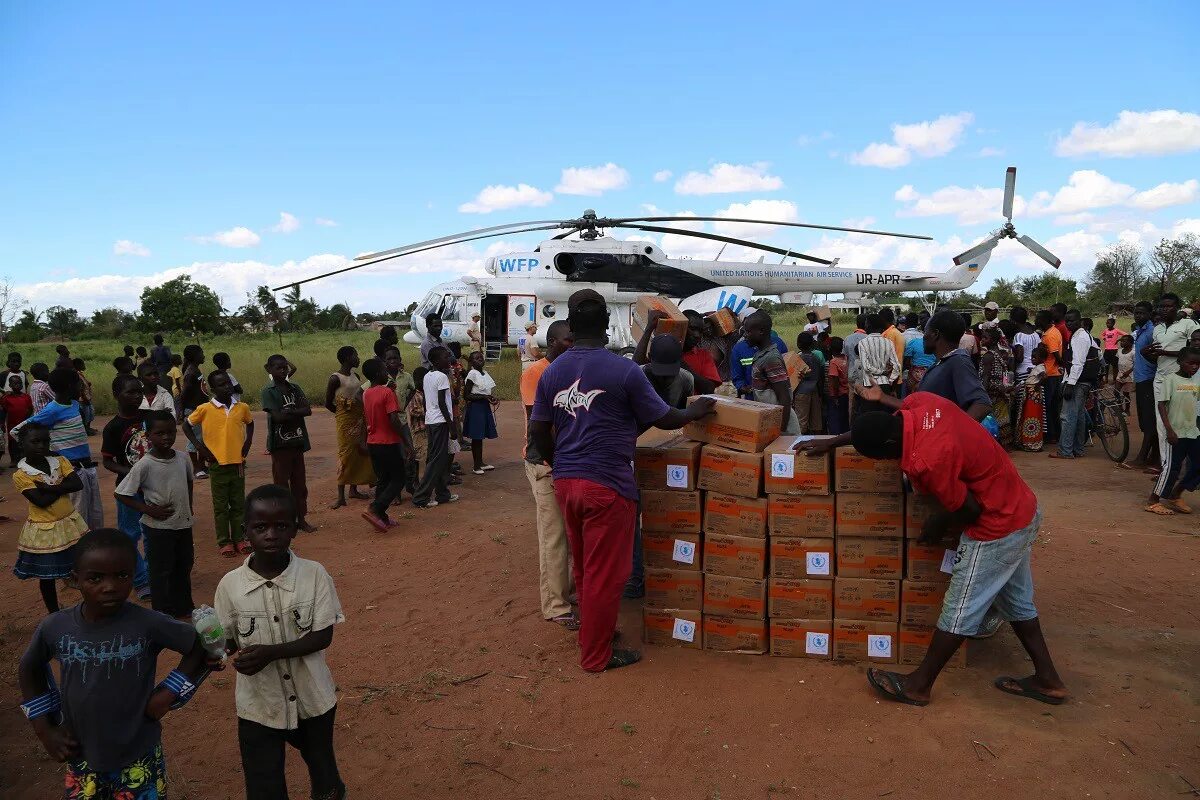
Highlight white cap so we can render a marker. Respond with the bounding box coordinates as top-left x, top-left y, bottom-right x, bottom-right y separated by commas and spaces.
984, 301, 999, 311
